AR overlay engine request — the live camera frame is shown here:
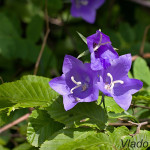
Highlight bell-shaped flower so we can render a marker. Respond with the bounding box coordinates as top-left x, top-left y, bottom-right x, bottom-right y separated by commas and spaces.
97, 54, 143, 110
71, 0, 105, 23
87, 30, 119, 70
49, 55, 99, 111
